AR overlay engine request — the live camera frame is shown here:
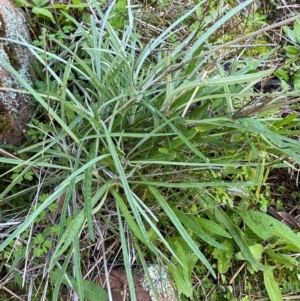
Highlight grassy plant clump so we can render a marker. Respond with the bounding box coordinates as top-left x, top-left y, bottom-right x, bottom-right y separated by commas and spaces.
0, 0, 300, 300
